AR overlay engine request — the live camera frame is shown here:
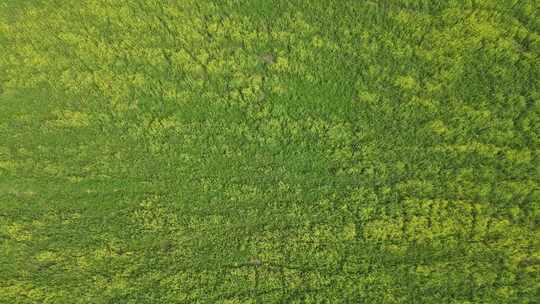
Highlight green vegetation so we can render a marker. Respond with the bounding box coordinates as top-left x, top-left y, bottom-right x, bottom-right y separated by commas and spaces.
1, 0, 539, 303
